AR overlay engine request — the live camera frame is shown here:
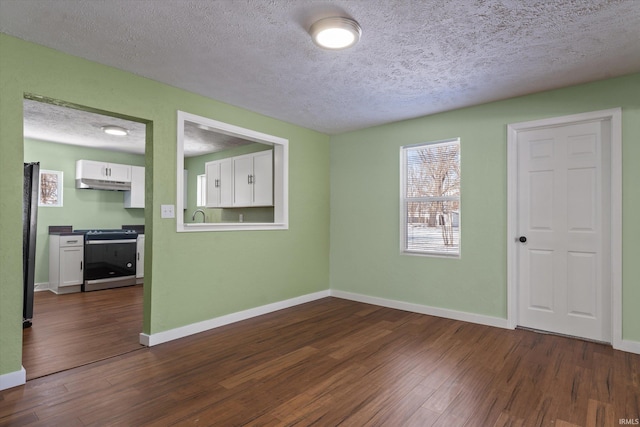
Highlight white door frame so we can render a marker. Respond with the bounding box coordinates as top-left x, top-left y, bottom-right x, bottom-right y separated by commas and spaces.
507, 108, 622, 348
